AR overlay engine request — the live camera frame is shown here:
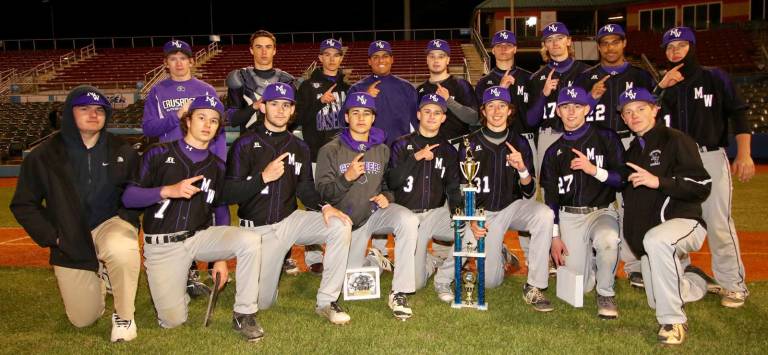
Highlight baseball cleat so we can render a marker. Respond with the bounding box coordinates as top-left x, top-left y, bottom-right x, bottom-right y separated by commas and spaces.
596, 295, 618, 319
434, 282, 454, 303
283, 258, 300, 276
720, 290, 747, 308
366, 248, 394, 272
628, 272, 645, 289
316, 301, 351, 325
522, 283, 554, 312
684, 265, 723, 295
309, 262, 324, 276
187, 269, 211, 298
110, 313, 137, 342
502, 245, 521, 270
388, 292, 413, 320
232, 312, 264, 342
658, 323, 687, 345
